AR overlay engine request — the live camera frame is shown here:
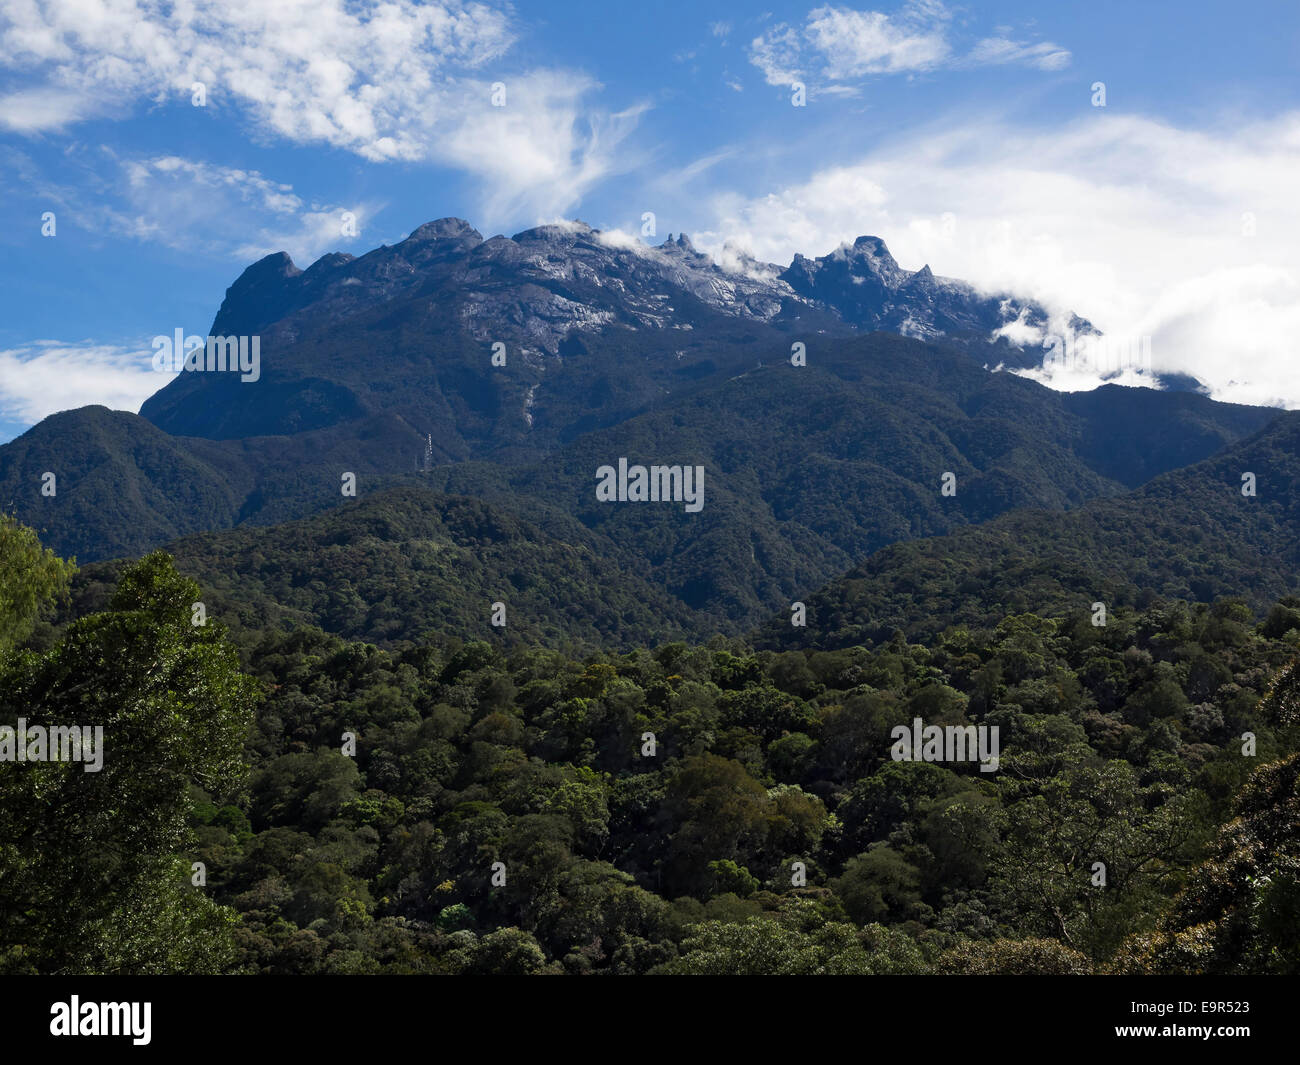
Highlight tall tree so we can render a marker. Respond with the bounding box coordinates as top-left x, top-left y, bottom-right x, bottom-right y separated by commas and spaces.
0, 544, 256, 973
